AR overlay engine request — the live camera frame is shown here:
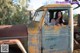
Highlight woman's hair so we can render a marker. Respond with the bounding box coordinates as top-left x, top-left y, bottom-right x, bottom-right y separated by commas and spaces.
55, 11, 63, 24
